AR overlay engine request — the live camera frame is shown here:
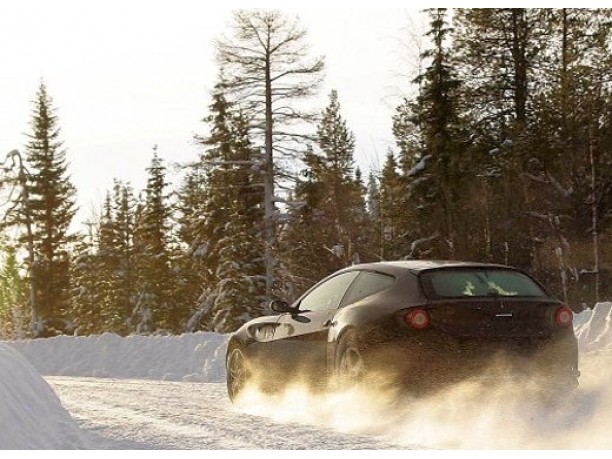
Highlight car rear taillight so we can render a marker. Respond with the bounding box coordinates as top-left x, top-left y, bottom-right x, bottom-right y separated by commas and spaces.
405, 309, 431, 330
555, 306, 573, 327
